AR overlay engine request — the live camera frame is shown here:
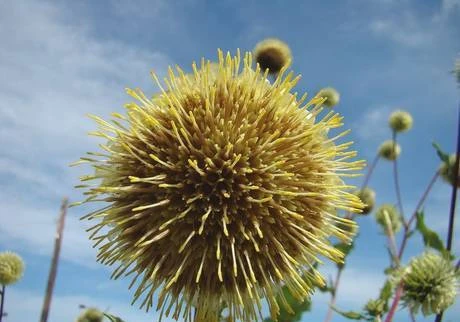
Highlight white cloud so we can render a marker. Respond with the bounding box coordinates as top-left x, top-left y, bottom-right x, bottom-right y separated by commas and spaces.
0, 0, 171, 267
354, 106, 391, 143
369, 14, 434, 48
